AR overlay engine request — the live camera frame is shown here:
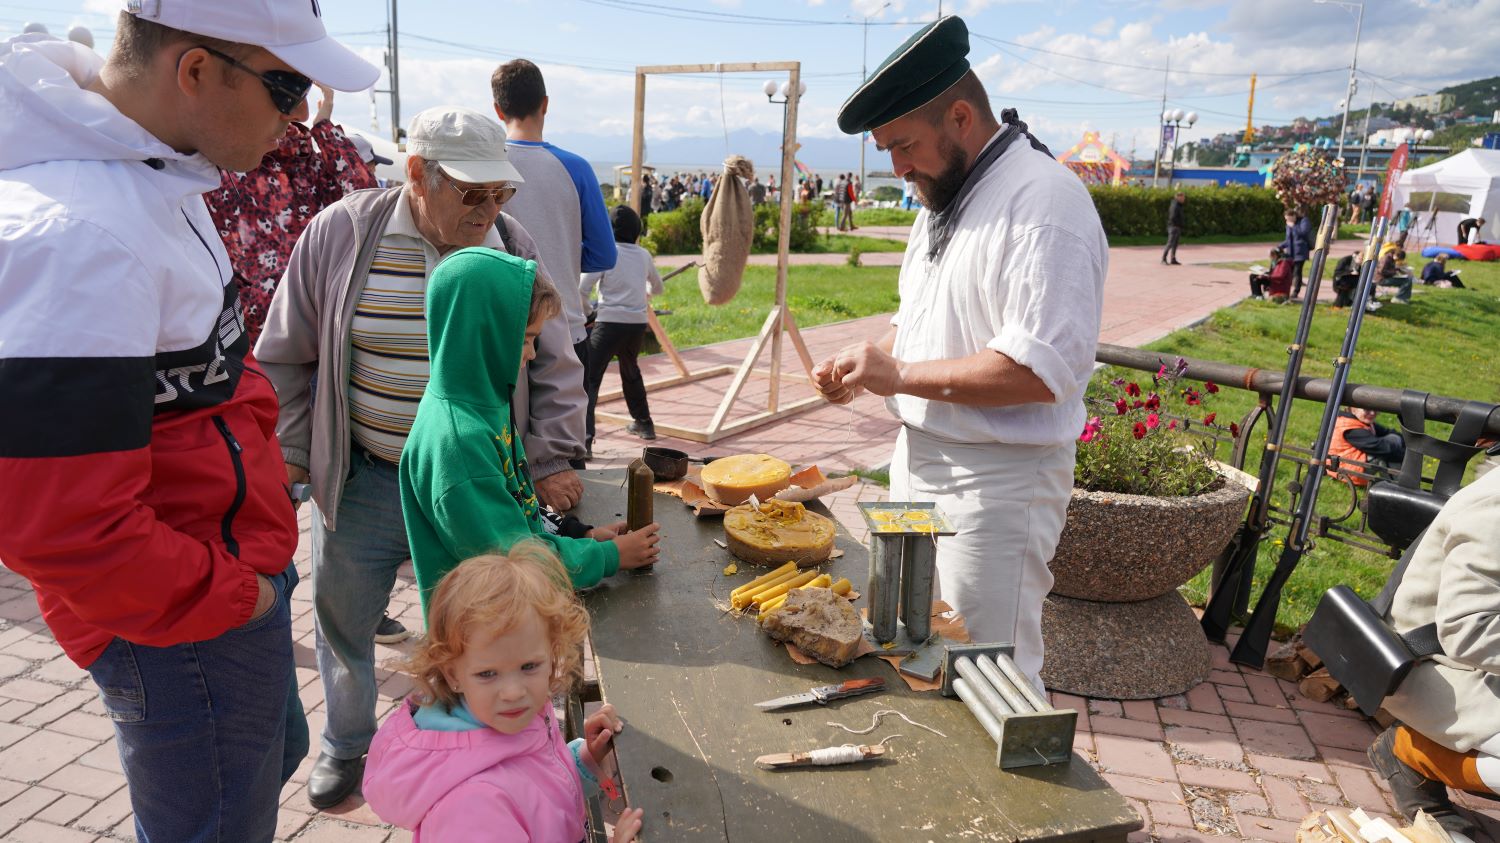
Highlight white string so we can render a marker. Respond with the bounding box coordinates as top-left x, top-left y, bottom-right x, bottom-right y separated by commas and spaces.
804, 734, 902, 766
827, 709, 947, 738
